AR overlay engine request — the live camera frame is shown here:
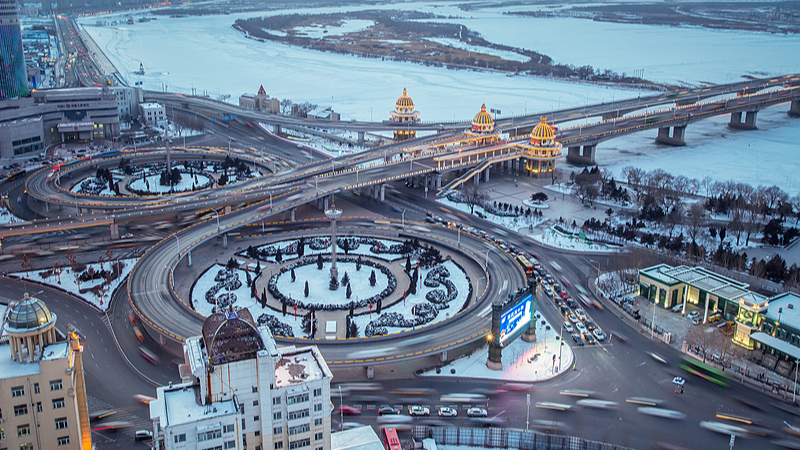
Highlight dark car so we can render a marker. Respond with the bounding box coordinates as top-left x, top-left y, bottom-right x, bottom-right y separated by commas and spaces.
572, 333, 584, 346
583, 333, 596, 345
560, 305, 571, 316
584, 321, 596, 331
553, 284, 562, 294
378, 406, 400, 415
567, 299, 579, 309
